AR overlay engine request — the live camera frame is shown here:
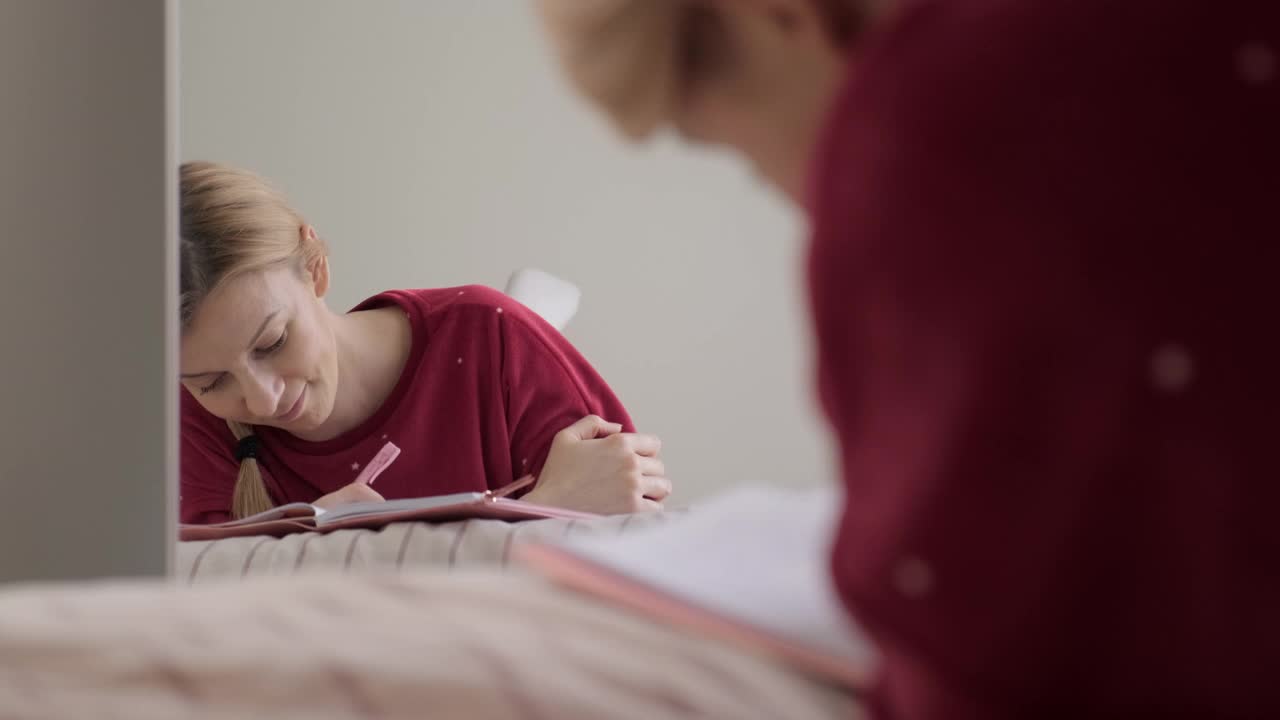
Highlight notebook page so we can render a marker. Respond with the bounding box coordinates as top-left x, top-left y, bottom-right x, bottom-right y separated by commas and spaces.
557, 484, 870, 665
316, 492, 488, 525
208, 502, 317, 527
